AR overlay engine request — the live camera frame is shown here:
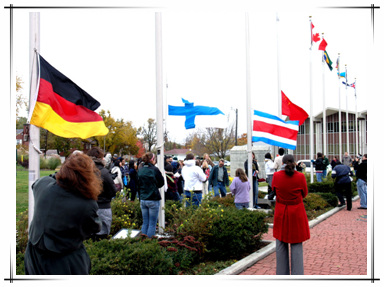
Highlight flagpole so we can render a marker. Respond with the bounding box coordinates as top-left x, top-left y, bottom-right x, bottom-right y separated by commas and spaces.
155, 12, 165, 234
309, 16, 314, 183
321, 33, 327, 157
354, 78, 358, 155
276, 12, 281, 118
245, 12, 254, 207
338, 53, 342, 162
345, 64, 349, 155
28, 12, 40, 226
